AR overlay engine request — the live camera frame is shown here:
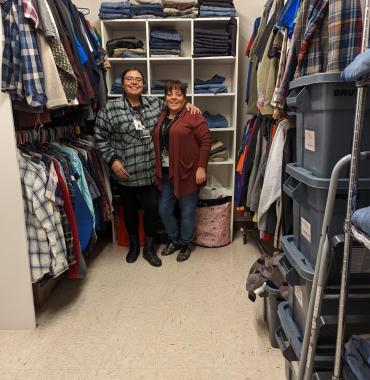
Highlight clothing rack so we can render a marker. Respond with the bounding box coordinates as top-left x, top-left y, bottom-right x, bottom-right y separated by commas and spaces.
15, 125, 77, 146
294, 1, 370, 379
332, 1, 370, 378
